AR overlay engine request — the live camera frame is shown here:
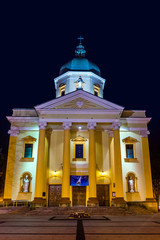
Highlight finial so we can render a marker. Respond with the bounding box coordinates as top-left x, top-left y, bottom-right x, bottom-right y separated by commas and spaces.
77, 36, 84, 44
75, 36, 86, 57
